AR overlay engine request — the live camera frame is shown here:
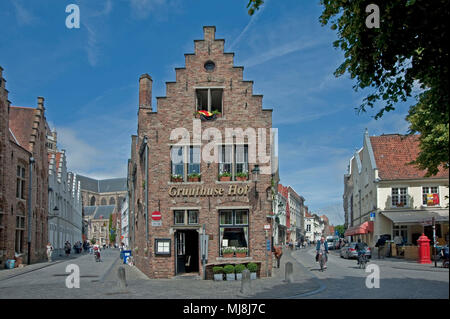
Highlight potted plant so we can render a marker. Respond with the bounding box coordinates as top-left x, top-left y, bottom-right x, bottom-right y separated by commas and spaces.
247, 263, 258, 280
219, 172, 232, 182
171, 174, 183, 182
235, 247, 248, 258
212, 110, 222, 118
223, 265, 235, 281
236, 172, 248, 181
235, 264, 246, 280
222, 247, 235, 258
213, 266, 224, 281
187, 173, 201, 182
